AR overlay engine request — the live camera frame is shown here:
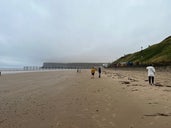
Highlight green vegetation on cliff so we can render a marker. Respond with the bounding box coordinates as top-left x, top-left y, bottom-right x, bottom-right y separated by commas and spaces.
111, 36, 171, 66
